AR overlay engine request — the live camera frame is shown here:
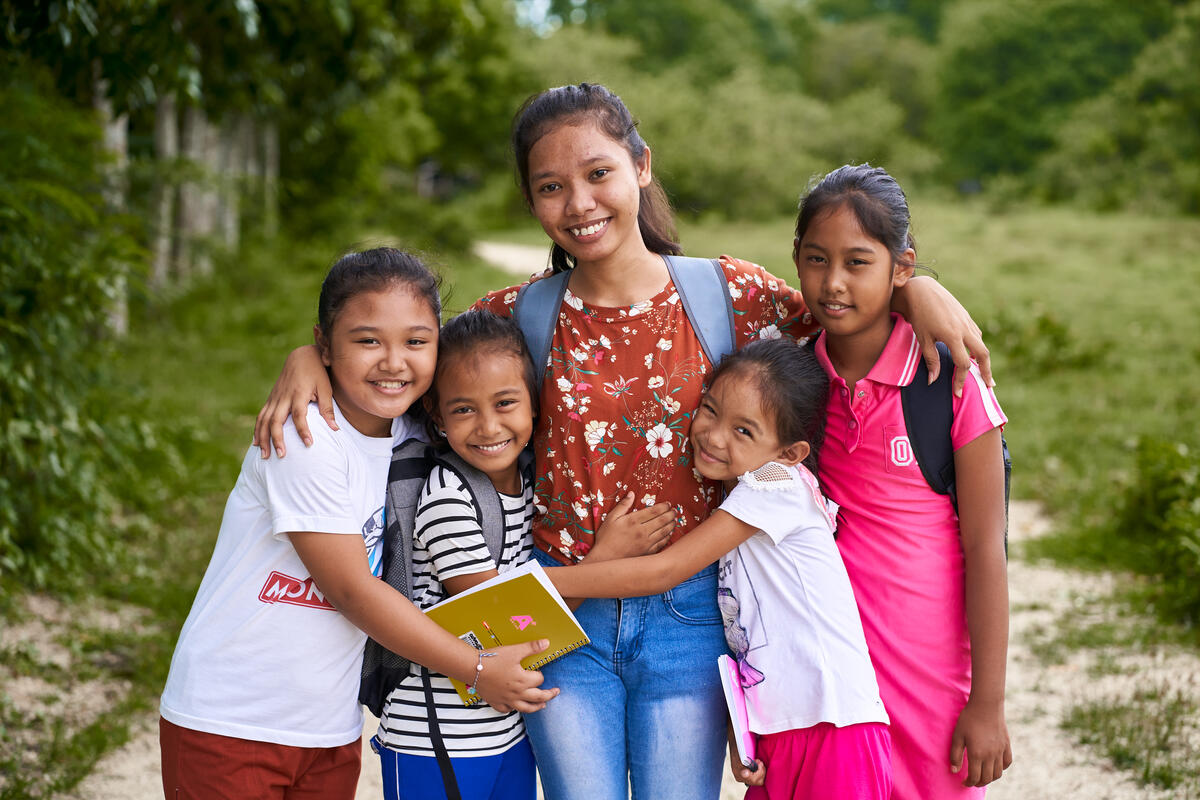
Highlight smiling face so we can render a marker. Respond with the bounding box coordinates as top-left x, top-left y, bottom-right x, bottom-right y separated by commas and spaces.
794, 203, 914, 349
315, 287, 439, 438
689, 369, 809, 486
432, 351, 535, 495
525, 121, 653, 271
